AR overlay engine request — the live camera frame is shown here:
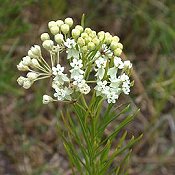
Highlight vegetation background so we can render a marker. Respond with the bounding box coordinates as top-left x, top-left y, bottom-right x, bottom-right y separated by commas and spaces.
0, 0, 175, 174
